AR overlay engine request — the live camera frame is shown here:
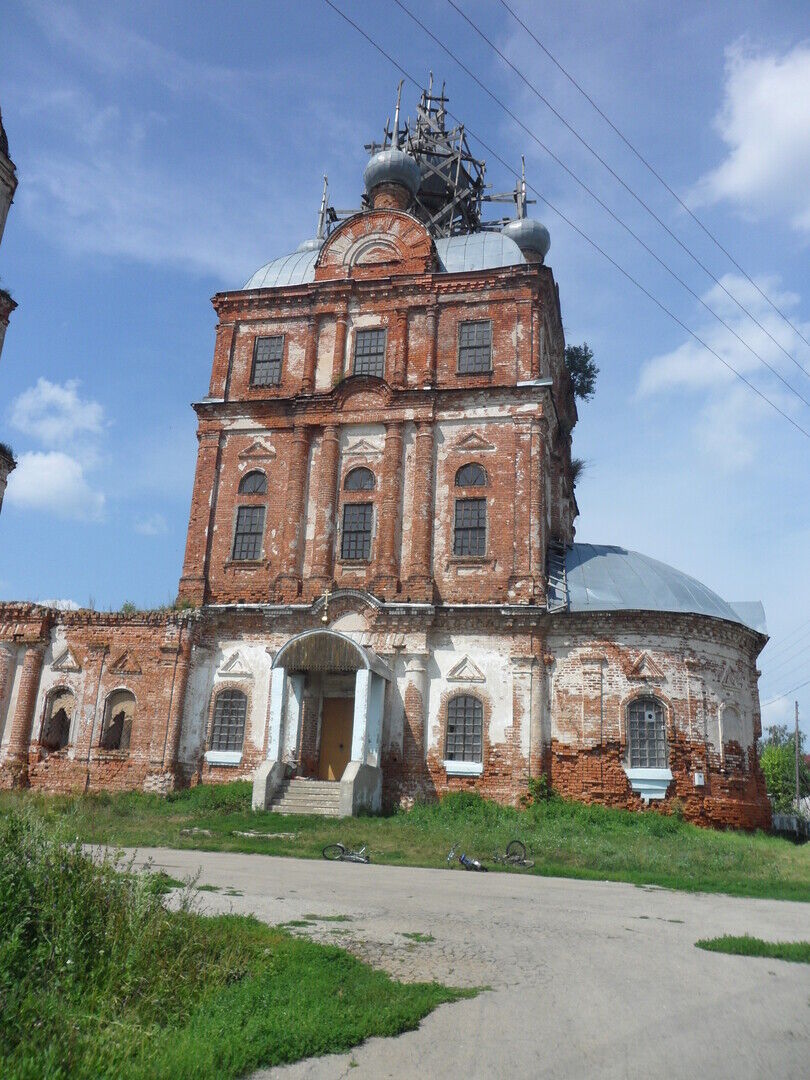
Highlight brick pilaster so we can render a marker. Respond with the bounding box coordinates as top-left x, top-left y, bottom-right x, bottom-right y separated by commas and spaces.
162, 635, 193, 771
208, 321, 236, 397
2, 644, 44, 782
405, 420, 434, 600
178, 431, 221, 605
391, 308, 408, 387
332, 310, 348, 384
309, 424, 340, 589
277, 426, 311, 599
301, 314, 318, 392
373, 420, 404, 594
